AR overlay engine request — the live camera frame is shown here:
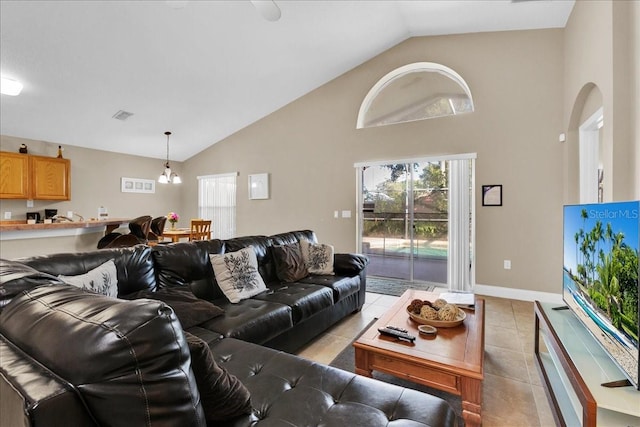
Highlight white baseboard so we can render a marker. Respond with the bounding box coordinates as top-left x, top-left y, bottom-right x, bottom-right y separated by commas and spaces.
473, 283, 563, 305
